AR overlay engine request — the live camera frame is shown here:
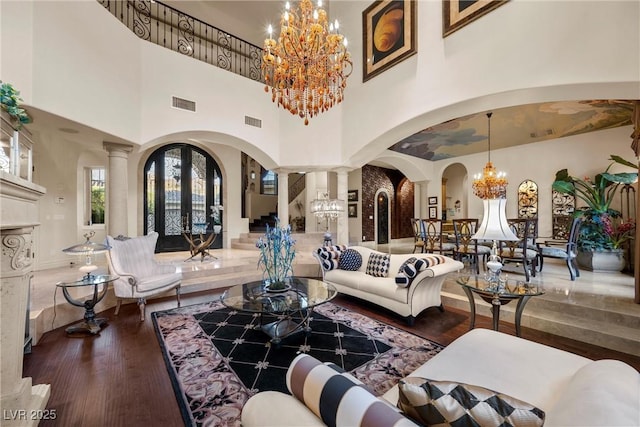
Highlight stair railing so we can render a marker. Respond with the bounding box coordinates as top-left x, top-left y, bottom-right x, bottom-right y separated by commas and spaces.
98, 0, 263, 82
